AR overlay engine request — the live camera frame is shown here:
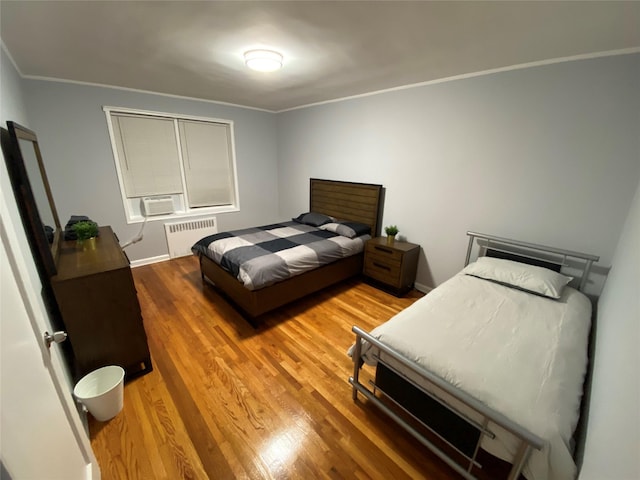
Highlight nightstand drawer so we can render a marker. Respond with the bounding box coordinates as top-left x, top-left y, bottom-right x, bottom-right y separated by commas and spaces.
365, 242, 404, 263
364, 256, 401, 284
363, 237, 420, 296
